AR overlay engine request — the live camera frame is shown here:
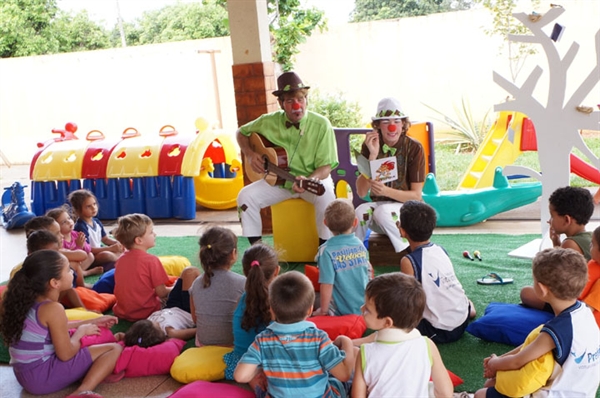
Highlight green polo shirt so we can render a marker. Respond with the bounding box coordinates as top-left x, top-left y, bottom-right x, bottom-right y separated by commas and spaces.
240, 110, 338, 181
